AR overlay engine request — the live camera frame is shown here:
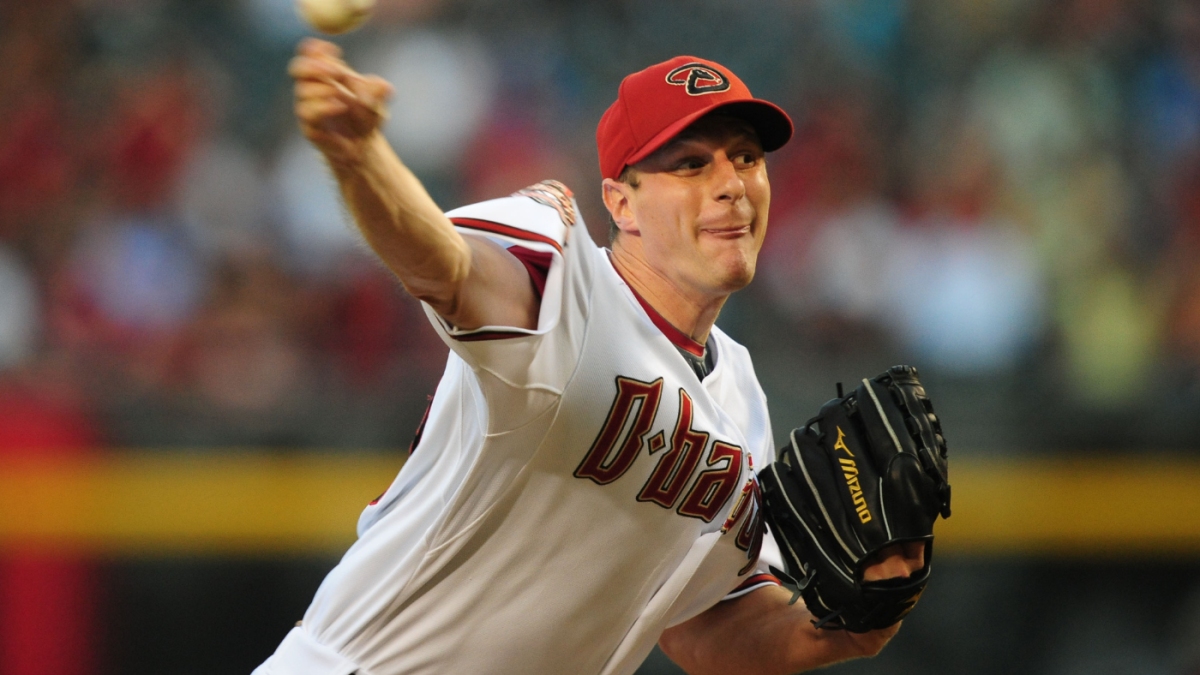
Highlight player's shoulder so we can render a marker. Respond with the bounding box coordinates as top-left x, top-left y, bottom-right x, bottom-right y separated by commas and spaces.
445, 180, 579, 254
